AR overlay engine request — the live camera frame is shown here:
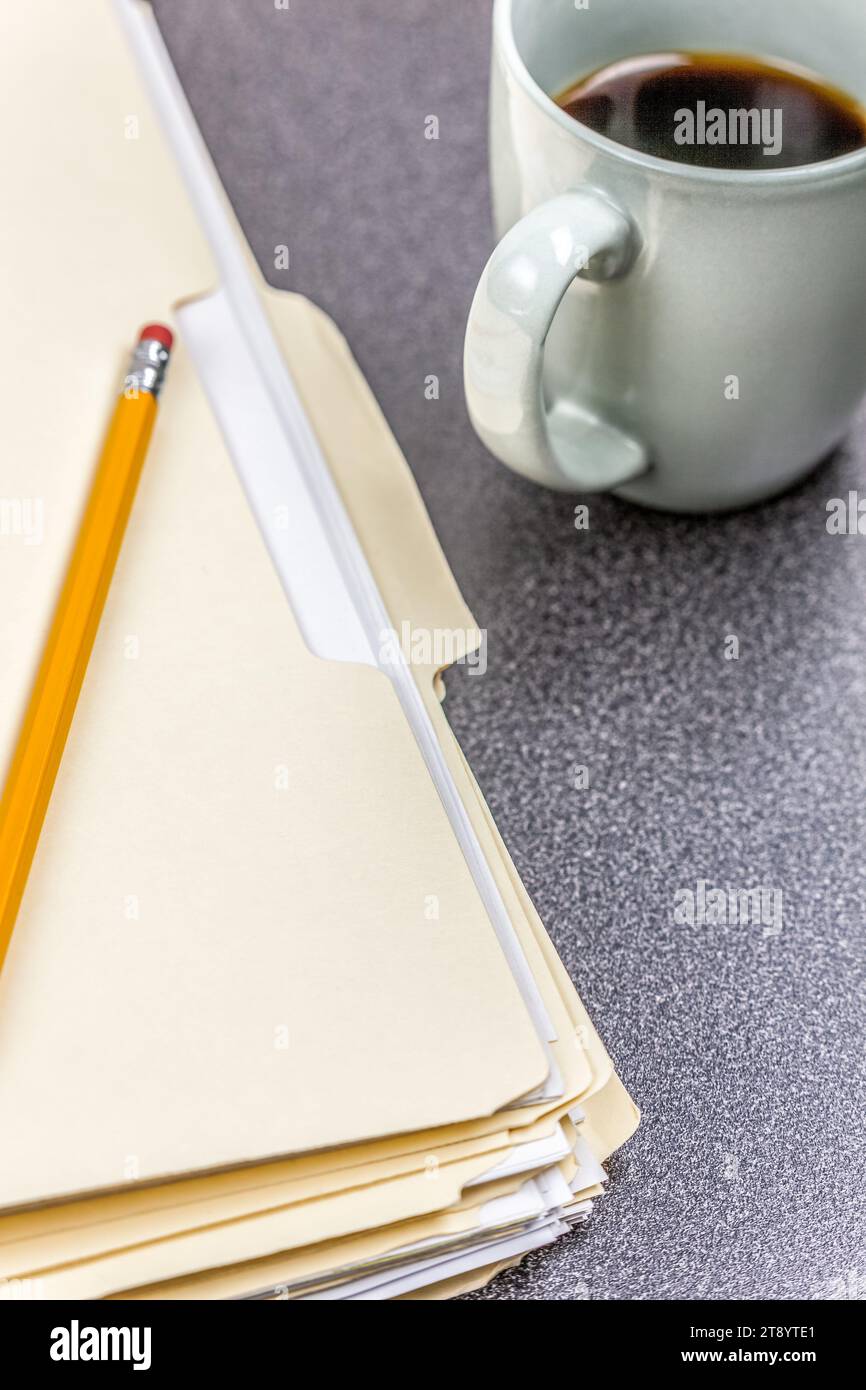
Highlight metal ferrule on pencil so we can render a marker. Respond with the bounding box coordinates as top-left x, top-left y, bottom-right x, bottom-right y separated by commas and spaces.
123, 335, 171, 398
